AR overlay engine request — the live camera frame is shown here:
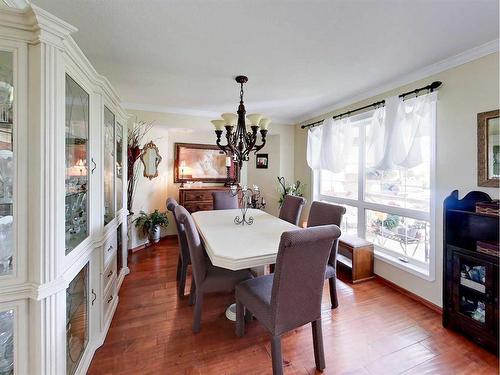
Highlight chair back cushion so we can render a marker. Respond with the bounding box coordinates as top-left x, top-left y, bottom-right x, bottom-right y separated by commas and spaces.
271, 225, 341, 335
175, 205, 207, 284
278, 195, 306, 226
167, 198, 190, 263
307, 201, 346, 266
212, 191, 239, 210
